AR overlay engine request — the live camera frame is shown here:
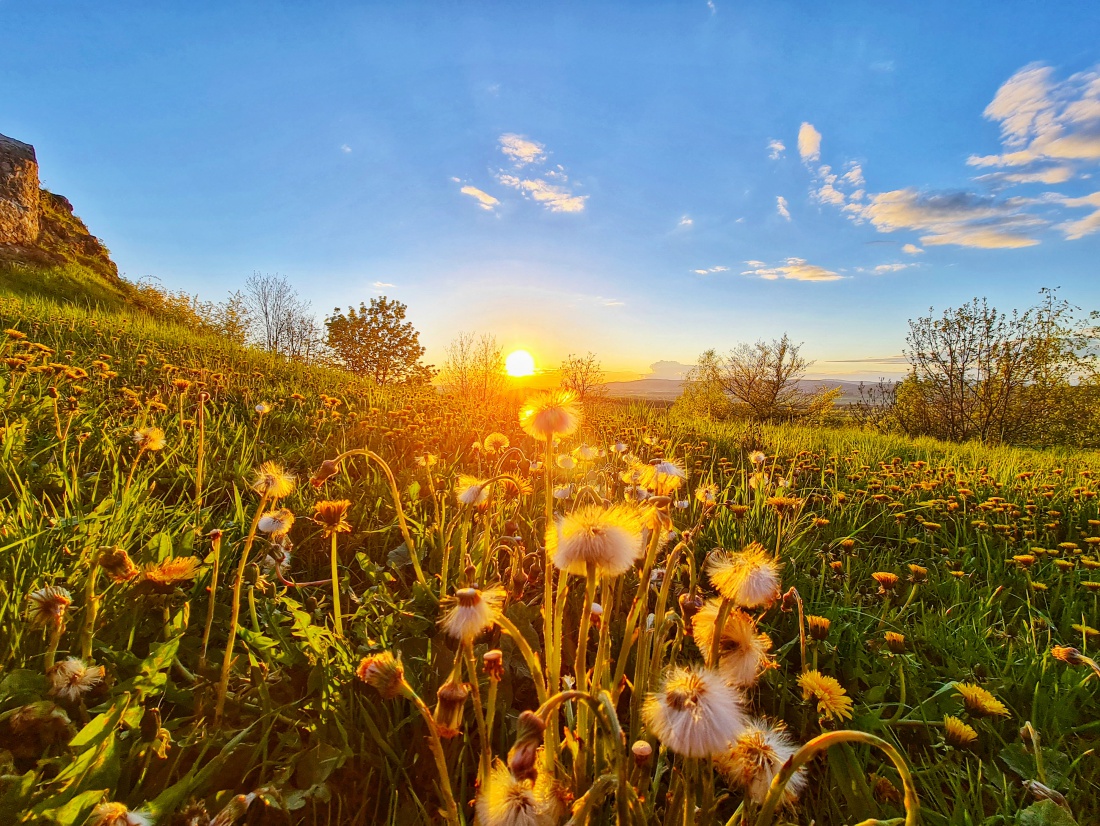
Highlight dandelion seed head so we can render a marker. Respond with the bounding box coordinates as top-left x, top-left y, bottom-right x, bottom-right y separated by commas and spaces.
548, 504, 645, 577
643, 666, 747, 757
